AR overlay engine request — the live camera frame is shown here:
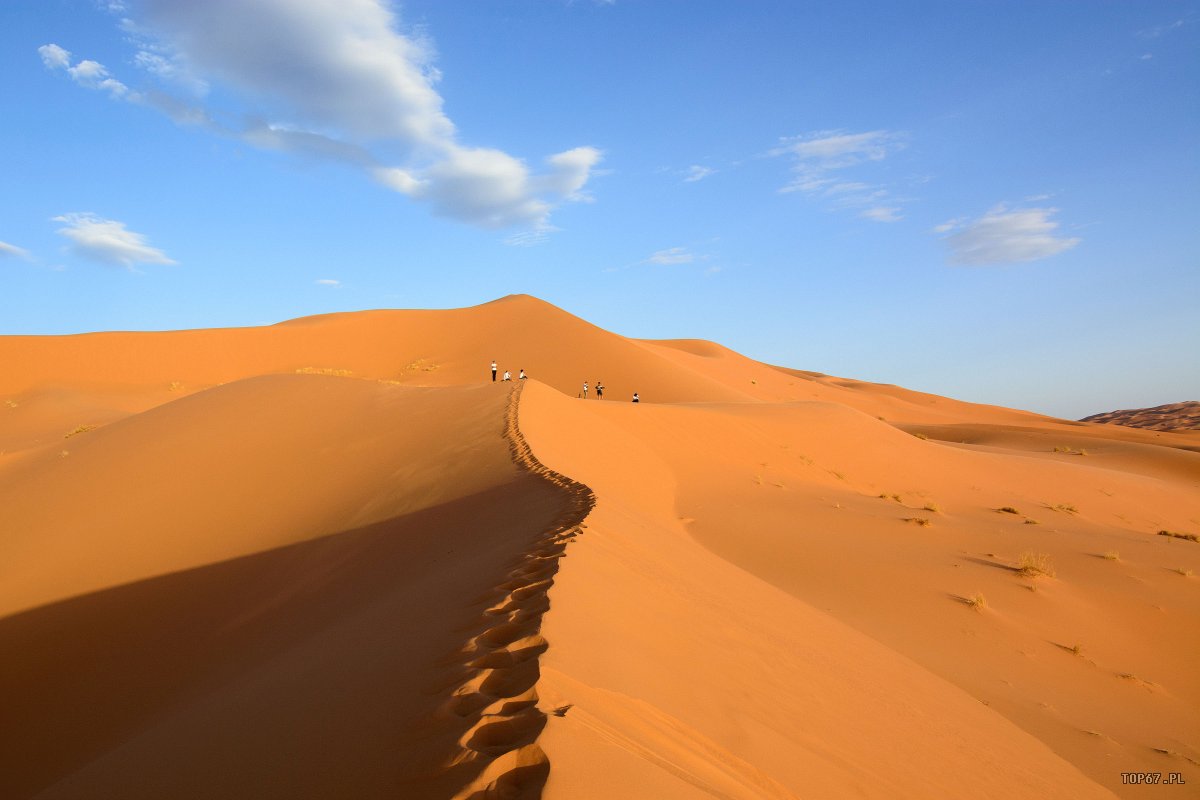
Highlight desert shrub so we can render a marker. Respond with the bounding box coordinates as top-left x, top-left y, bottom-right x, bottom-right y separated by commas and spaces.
1018, 551, 1056, 578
